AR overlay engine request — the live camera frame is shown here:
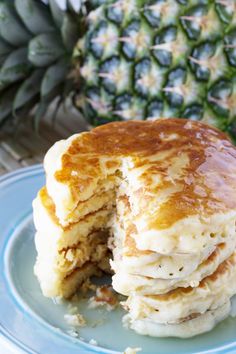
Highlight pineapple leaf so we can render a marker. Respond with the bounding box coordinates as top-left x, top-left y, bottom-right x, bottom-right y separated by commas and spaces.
0, 2, 31, 46
41, 58, 68, 97
0, 38, 13, 55
13, 95, 39, 127
28, 33, 65, 67
62, 77, 74, 99
0, 38, 13, 66
0, 47, 31, 89
13, 68, 45, 111
49, 0, 66, 10
46, 0, 82, 13
34, 100, 48, 130
0, 85, 19, 124
15, 0, 55, 35
34, 85, 63, 130
68, 0, 83, 13
61, 13, 78, 51
48, 0, 64, 29
0, 54, 8, 66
